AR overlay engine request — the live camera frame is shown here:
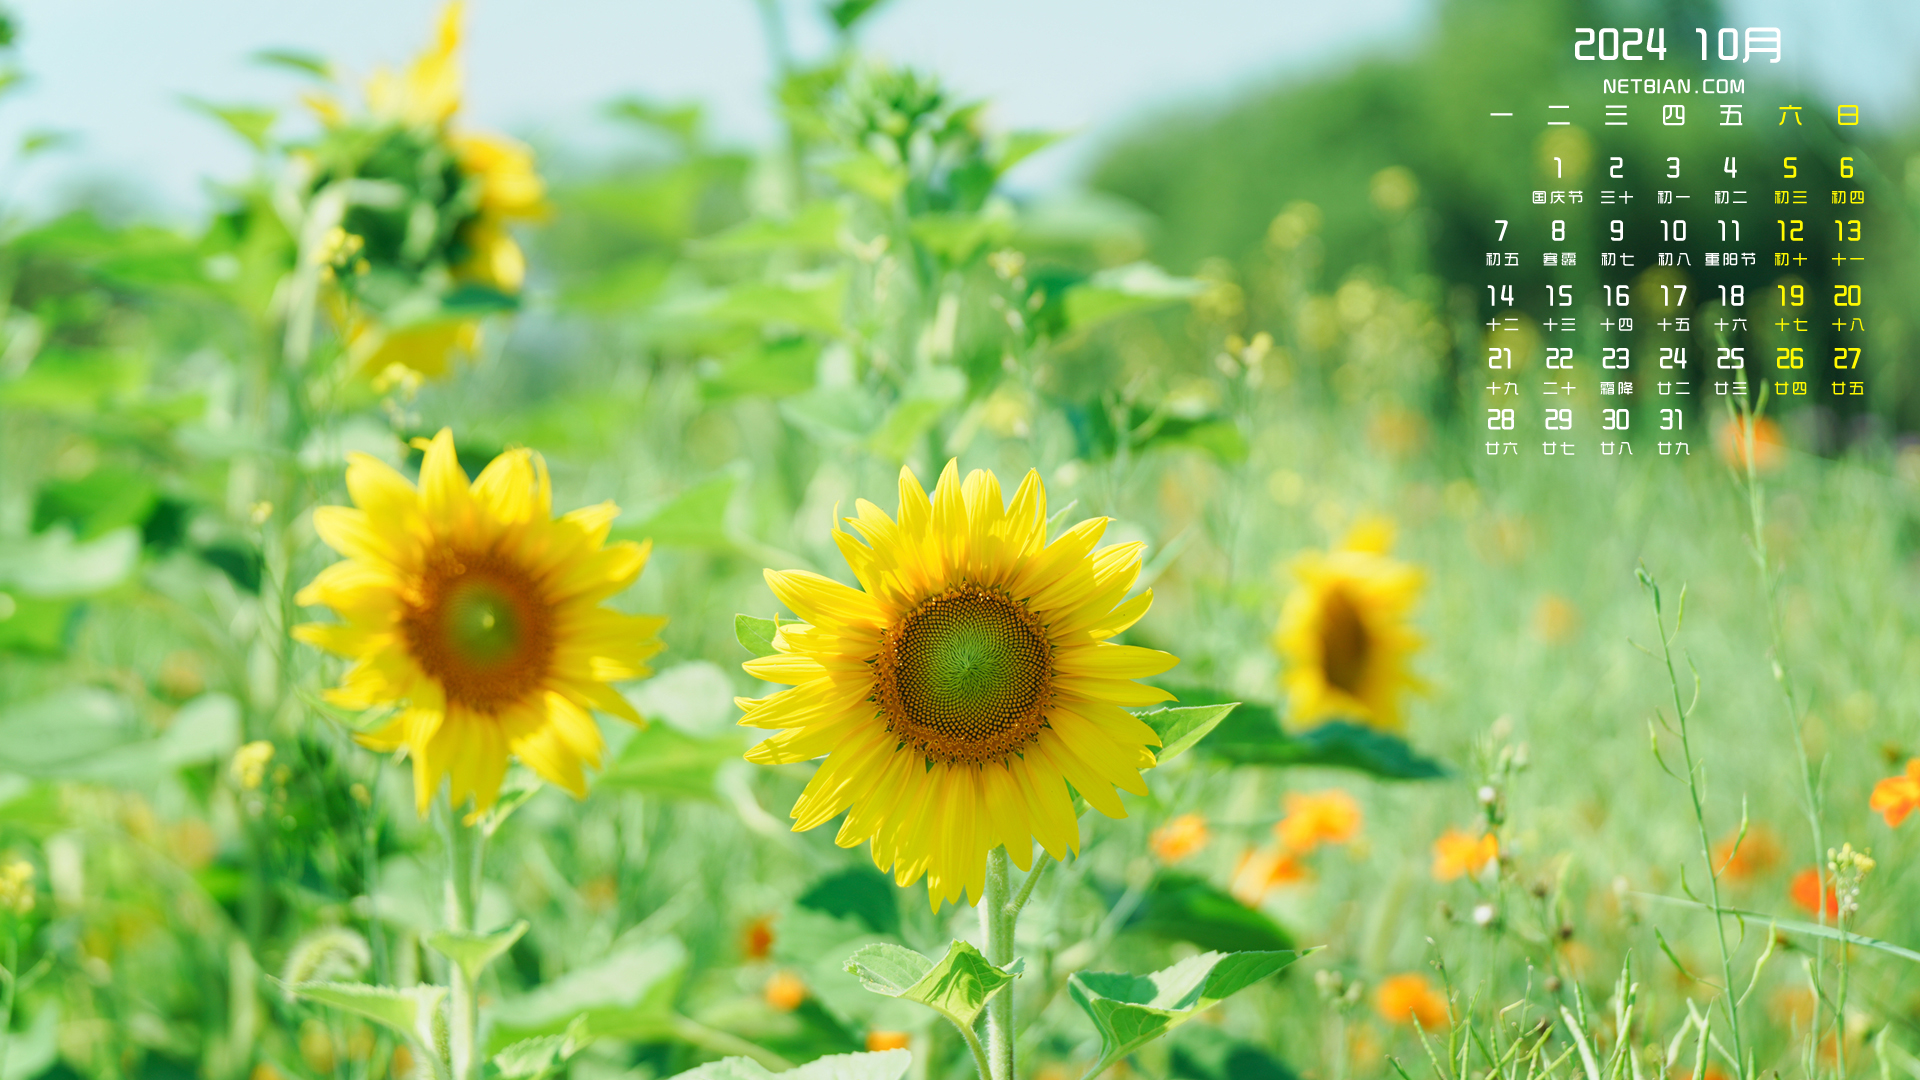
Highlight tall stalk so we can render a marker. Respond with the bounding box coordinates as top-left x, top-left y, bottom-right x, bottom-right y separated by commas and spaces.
441, 803, 485, 1080
1727, 394, 1829, 1074
980, 847, 1016, 1080
1641, 572, 1746, 1072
